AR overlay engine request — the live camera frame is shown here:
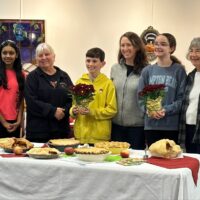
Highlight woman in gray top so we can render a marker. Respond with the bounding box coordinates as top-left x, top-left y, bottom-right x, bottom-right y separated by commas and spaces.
138, 33, 187, 147
110, 32, 148, 149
